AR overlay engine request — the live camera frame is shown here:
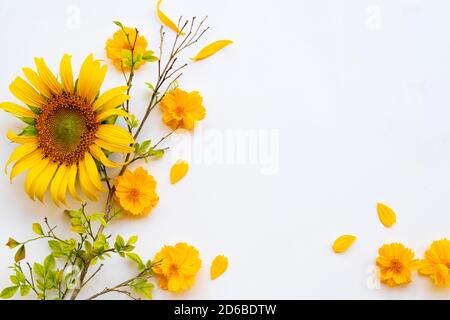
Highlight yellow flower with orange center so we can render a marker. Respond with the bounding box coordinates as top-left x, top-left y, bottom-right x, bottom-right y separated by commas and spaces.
0, 54, 134, 205
418, 239, 450, 288
376, 243, 418, 287
160, 88, 206, 130
114, 167, 159, 216
105, 27, 150, 71
153, 242, 201, 292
